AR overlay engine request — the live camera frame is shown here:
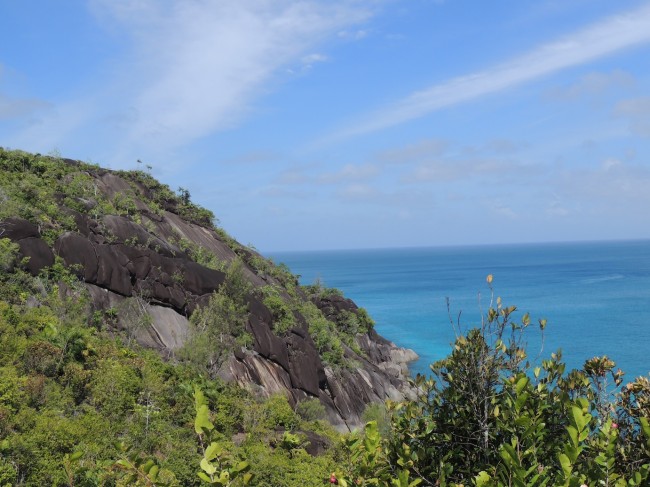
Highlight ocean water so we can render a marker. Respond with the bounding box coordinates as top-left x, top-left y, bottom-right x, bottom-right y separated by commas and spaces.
269, 240, 650, 381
